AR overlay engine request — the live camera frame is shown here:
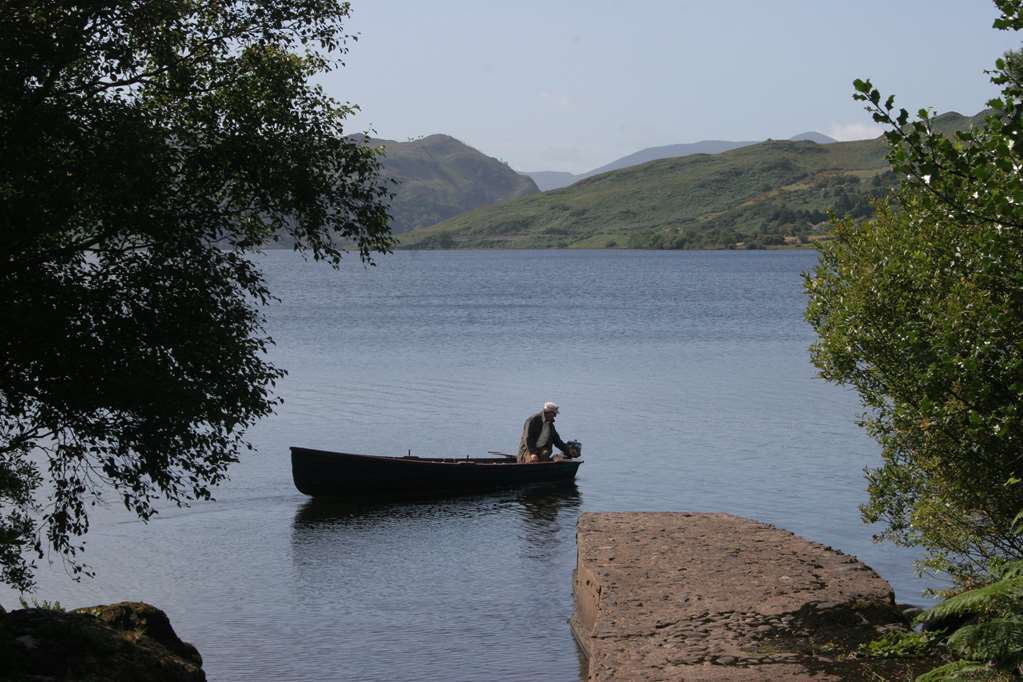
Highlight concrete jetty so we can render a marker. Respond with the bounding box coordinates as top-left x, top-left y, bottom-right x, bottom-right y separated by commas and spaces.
572, 512, 926, 681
